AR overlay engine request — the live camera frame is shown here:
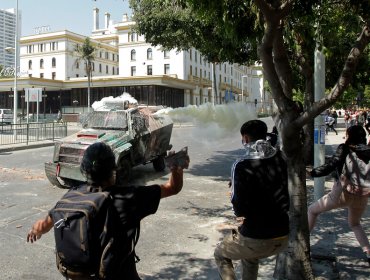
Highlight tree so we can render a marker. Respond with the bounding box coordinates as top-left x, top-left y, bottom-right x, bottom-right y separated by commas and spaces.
75, 37, 97, 111
130, 0, 370, 278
